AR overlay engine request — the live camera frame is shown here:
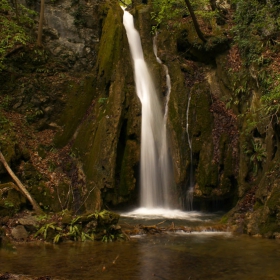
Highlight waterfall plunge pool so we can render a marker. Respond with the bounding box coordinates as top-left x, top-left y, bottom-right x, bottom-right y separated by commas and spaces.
1, 211, 280, 280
